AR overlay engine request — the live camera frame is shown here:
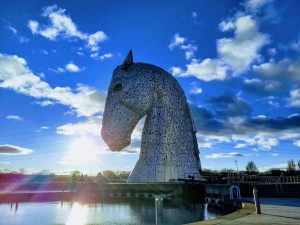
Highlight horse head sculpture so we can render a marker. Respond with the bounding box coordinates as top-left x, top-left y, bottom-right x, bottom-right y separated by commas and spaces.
101, 50, 202, 182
